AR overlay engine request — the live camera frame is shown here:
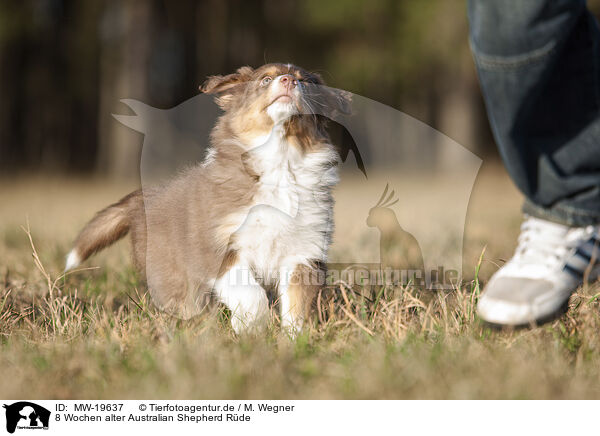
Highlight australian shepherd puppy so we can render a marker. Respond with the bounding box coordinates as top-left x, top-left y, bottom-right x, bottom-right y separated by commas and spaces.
65, 63, 349, 333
